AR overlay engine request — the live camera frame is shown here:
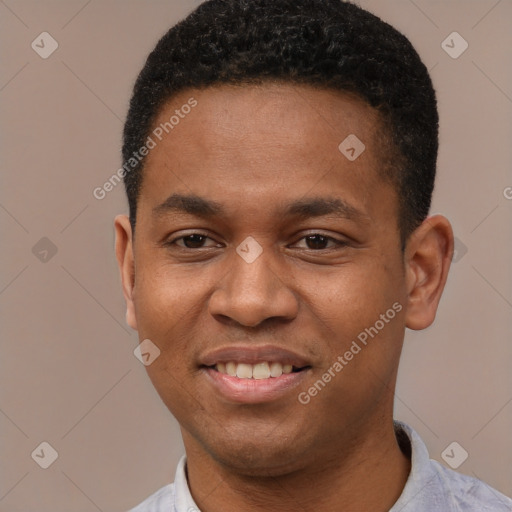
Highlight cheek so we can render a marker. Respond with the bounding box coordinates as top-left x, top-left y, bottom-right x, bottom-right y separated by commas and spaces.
301, 256, 405, 385
131, 266, 206, 398
133, 262, 209, 333
304, 258, 401, 327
